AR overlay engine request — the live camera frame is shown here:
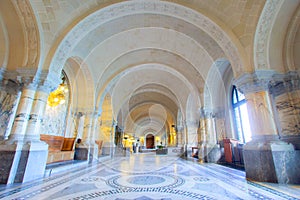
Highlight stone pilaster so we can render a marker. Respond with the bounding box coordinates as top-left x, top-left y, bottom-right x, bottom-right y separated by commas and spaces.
234, 71, 299, 184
